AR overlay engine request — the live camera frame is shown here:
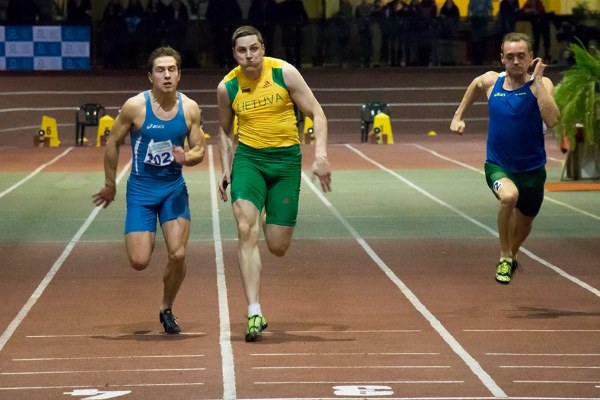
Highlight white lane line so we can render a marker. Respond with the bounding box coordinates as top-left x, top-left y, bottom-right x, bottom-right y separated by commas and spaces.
514, 380, 600, 384
13, 355, 204, 361
350, 143, 600, 298
263, 329, 420, 334
2, 367, 205, 375
301, 172, 508, 399
500, 365, 600, 369
208, 145, 237, 400
0, 383, 205, 390
487, 353, 600, 357
251, 352, 440, 356
0, 87, 471, 96
0, 160, 132, 353
0, 123, 72, 133
252, 365, 450, 370
0, 147, 73, 199
466, 329, 600, 332
408, 143, 600, 221
25, 332, 205, 338
254, 380, 464, 385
